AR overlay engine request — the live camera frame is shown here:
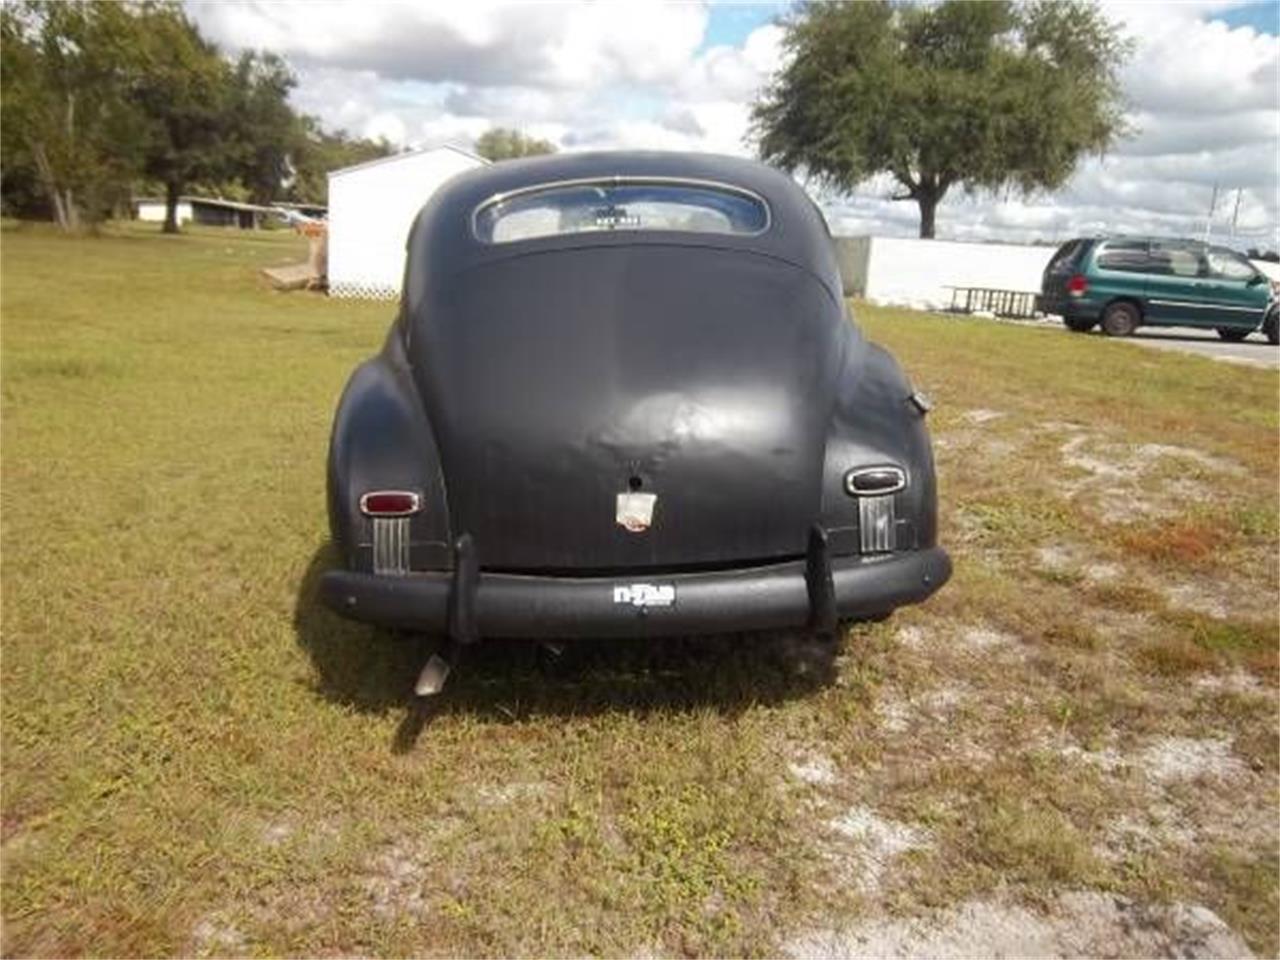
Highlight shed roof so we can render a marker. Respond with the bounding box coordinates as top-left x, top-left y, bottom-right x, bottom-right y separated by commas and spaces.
328, 143, 489, 180
133, 195, 277, 213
